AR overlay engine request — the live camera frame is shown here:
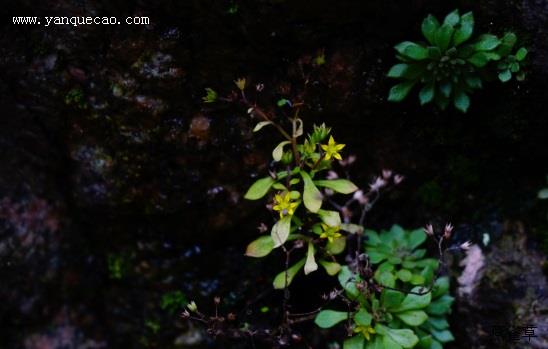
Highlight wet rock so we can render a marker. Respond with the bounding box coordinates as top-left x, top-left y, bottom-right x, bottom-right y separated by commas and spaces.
453, 223, 548, 348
